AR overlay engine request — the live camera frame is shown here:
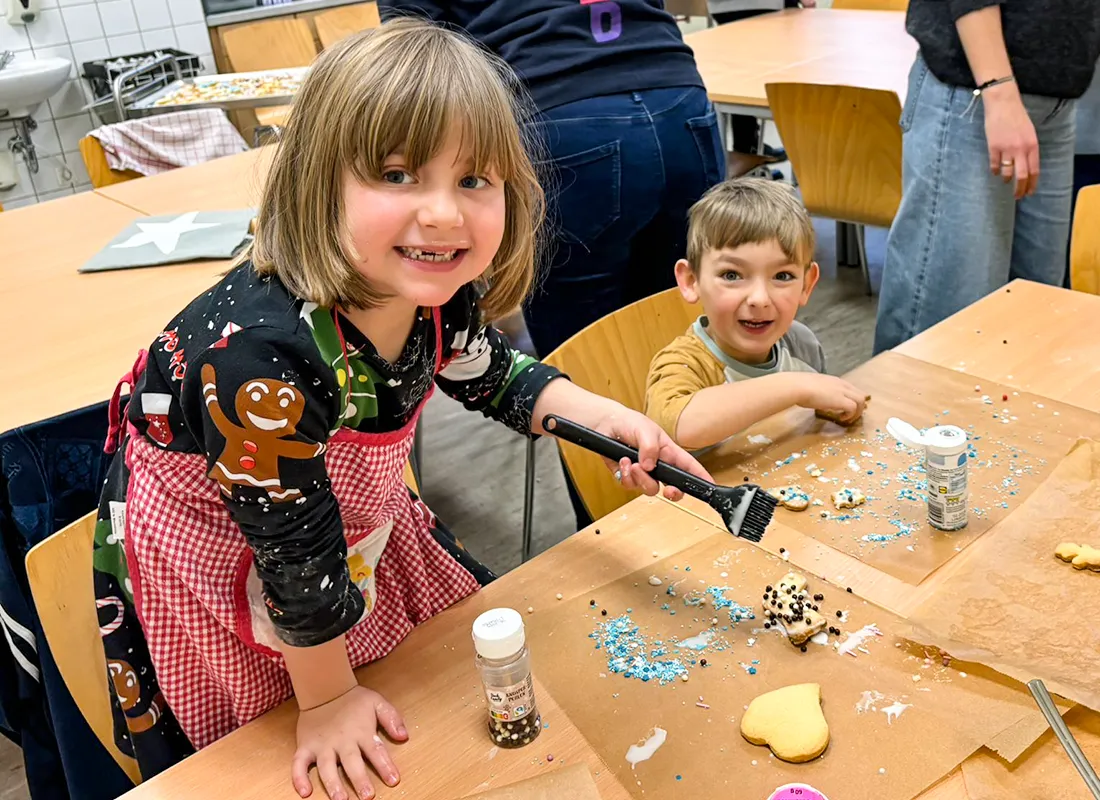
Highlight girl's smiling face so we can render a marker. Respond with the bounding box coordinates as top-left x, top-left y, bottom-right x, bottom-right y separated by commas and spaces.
342, 134, 506, 310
